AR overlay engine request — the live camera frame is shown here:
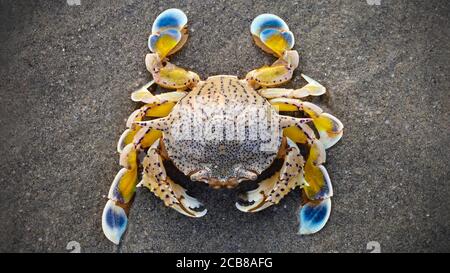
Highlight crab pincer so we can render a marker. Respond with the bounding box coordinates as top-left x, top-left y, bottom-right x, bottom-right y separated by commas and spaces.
146, 9, 200, 90
148, 8, 188, 59
141, 139, 207, 218
246, 14, 299, 87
